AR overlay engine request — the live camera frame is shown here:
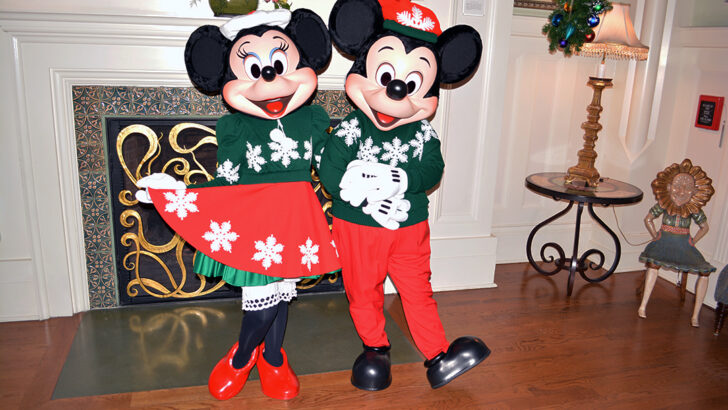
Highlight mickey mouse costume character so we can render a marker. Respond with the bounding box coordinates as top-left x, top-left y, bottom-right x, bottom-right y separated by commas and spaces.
136, 9, 339, 401
319, 0, 489, 390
